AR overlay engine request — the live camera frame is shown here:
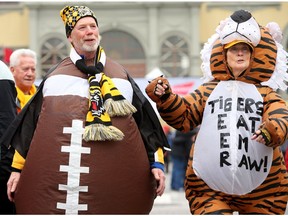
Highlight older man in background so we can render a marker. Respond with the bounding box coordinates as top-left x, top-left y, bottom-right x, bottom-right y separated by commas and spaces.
9, 49, 37, 113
